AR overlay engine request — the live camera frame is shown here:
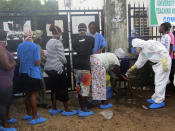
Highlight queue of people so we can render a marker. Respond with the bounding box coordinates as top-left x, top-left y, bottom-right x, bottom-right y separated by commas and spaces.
0, 20, 175, 131
0, 21, 109, 130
